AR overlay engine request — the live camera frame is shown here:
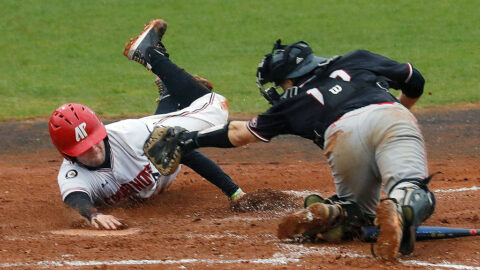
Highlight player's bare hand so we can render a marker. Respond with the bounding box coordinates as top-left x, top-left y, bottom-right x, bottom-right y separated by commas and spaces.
90, 213, 123, 230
